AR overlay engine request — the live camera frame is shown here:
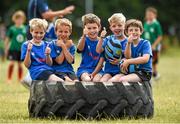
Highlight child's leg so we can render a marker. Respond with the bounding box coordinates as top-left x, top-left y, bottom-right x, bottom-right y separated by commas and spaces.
100, 74, 112, 82
152, 50, 159, 78
17, 62, 23, 81
119, 74, 141, 82
7, 61, 15, 81
81, 72, 91, 82
93, 73, 103, 82
108, 74, 124, 82
64, 76, 72, 82
48, 74, 64, 82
